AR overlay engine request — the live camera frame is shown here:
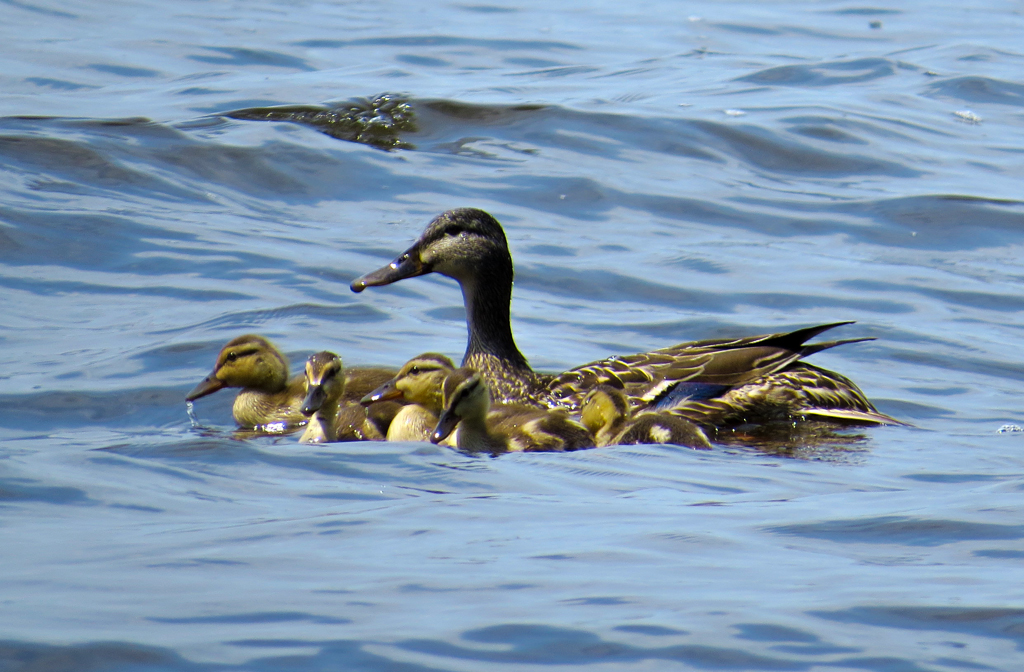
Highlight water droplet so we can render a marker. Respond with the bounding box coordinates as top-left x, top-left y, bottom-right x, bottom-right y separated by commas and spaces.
185, 401, 200, 428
